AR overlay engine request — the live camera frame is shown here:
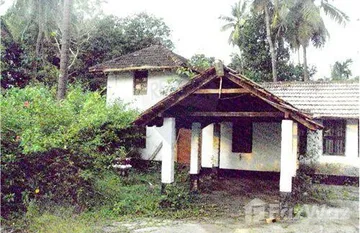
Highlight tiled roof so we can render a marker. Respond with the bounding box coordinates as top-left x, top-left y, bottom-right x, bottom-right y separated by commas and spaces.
89, 45, 189, 72
133, 66, 322, 131
262, 82, 359, 118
